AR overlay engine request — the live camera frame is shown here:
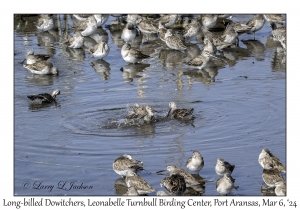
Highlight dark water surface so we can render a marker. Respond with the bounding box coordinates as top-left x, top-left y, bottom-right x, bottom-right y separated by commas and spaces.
14, 14, 286, 196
